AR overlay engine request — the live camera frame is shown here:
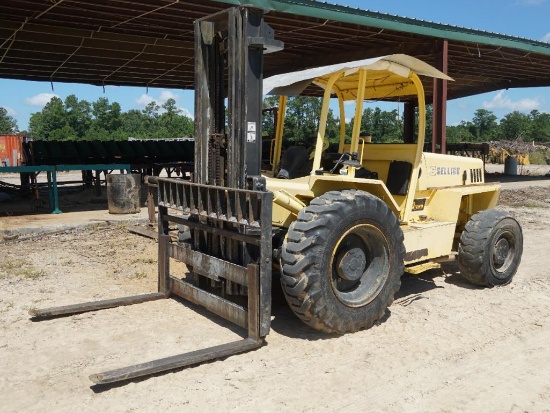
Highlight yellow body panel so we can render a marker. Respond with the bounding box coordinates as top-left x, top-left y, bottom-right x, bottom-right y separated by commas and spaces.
418, 152, 485, 189
402, 220, 456, 264
266, 174, 401, 227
